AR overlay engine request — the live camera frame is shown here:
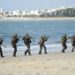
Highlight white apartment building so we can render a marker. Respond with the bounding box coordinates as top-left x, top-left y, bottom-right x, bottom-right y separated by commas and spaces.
0, 8, 3, 17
